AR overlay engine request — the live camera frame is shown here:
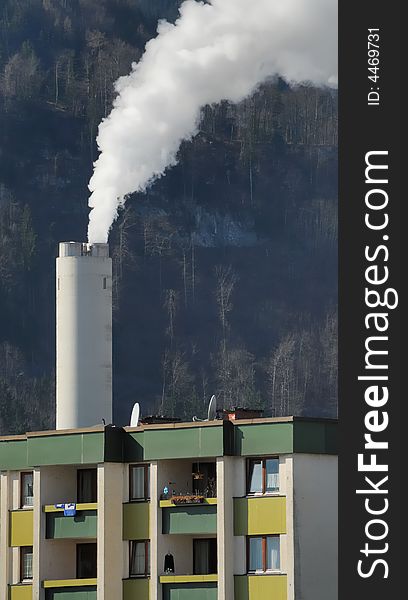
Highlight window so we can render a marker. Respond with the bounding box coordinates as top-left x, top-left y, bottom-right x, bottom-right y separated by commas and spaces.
247, 536, 280, 573
129, 465, 150, 501
20, 472, 34, 508
130, 540, 150, 577
247, 458, 279, 494
193, 539, 217, 574
20, 547, 33, 581
76, 543, 97, 579
77, 469, 97, 503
